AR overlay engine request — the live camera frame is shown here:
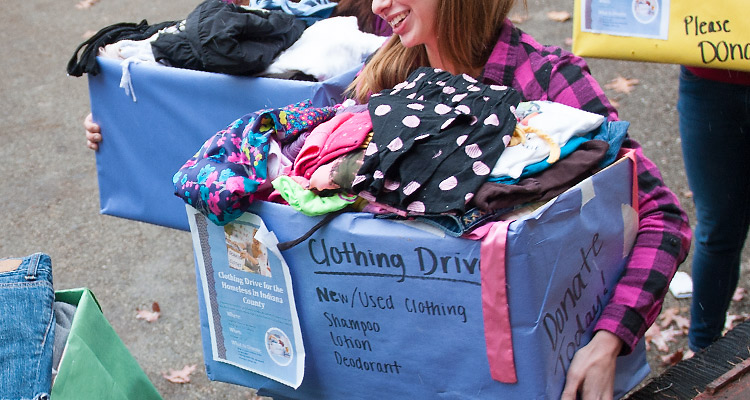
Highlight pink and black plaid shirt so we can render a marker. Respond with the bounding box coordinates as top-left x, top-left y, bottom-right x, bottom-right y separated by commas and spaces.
482, 19, 692, 354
